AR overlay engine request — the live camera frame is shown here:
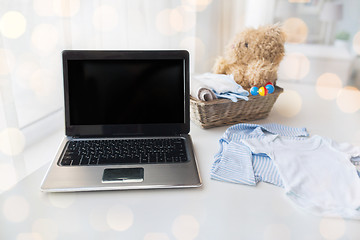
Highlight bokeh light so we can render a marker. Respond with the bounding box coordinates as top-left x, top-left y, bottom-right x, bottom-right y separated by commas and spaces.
89, 207, 110, 231
280, 52, 310, 80
93, 5, 119, 32
144, 233, 170, 240
316, 73, 342, 100
0, 164, 17, 191
283, 18, 308, 44
171, 7, 196, 32
156, 7, 196, 36
182, 0, 212, 12
263, 224, 291, 240
274, 89, 302, 118
156, 9, 178, 36
2, 195, 30, 222
169, 9, 184, 32
33, 0, 54, 16
16, 233, 42, 240
30, 69, 57, 97
15, 61, 40, 89
0, 11, 27, 39
0, 127, 26, 156
32, 218, 58, 240
31, 24, 59, 55
353, 31, 360, 55
319, 217, 345, 240
53, 0, 80, 17
288, 0, 310, 2
106, 204, 134, 231
172, 215, 199, 240
0, 48, 16, 75
47, 193, 76, 208
0, 78, 9, 87
336, 86, 360, 113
